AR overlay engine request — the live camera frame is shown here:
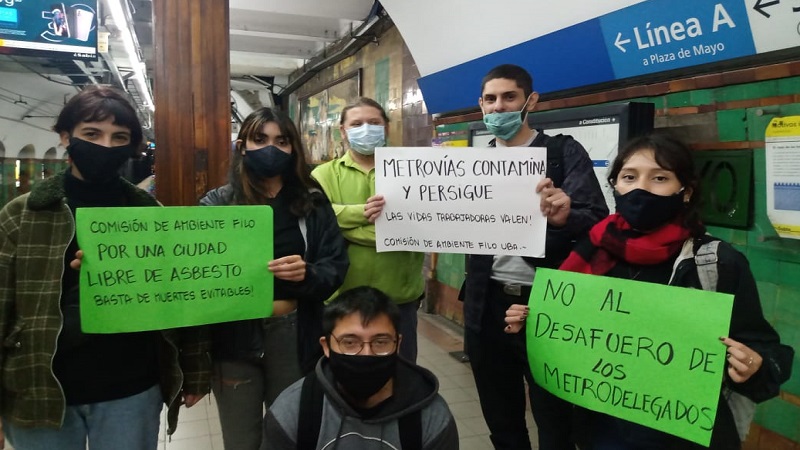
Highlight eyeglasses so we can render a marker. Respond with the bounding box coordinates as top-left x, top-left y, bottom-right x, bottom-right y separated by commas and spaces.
330, 334, 397, 356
